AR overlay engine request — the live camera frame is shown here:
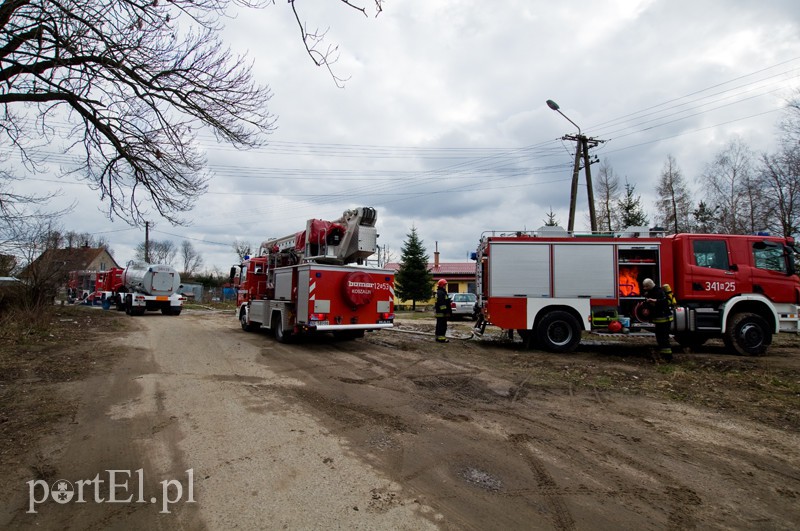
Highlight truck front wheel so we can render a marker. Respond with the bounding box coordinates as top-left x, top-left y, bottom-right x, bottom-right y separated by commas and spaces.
240, 309, 258, 332
536, 311, 581, 353
724, 312, 771, 356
